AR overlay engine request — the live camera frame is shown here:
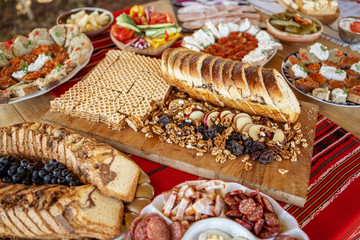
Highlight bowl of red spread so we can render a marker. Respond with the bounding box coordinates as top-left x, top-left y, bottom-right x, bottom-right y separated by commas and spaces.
338, 16, 360, 43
